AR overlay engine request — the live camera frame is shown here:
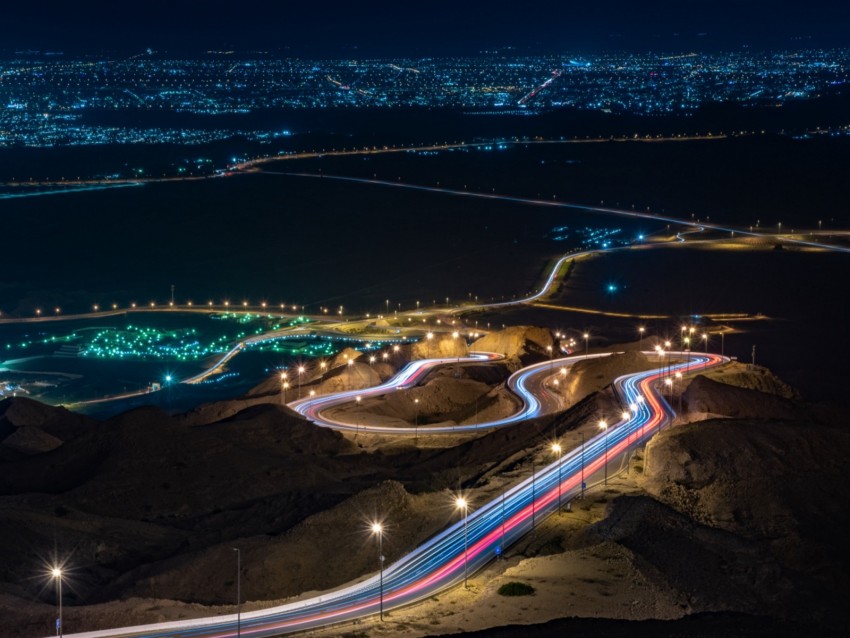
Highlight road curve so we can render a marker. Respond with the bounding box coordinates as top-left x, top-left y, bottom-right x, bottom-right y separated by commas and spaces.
59, 350, 727, 638
291, 352, 613, 434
